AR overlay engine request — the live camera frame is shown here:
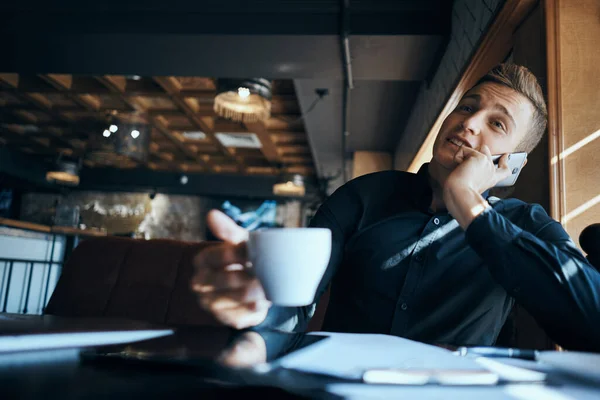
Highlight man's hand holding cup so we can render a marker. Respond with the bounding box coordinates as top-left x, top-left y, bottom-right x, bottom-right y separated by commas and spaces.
191, 210, 271, 330
192, 209, 332, 330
